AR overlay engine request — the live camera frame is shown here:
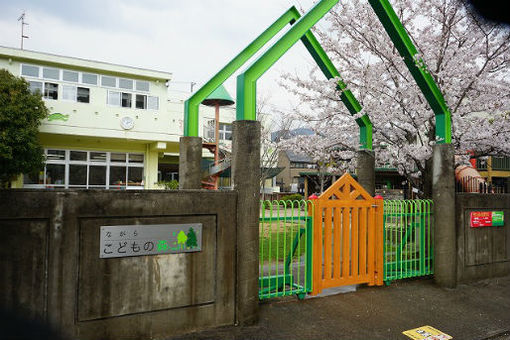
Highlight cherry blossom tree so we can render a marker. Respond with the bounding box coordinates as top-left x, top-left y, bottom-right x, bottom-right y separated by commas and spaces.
280, 0, 510, 192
